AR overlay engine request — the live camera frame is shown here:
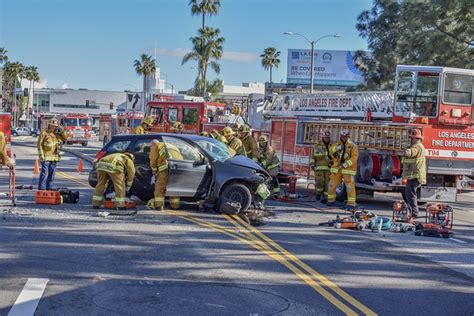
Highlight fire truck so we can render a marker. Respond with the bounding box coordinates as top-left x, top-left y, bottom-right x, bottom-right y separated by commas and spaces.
58, 113, 92, 146
145, 100, 230, 133
98, 112, 144, 144
263, 65, 474, 202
